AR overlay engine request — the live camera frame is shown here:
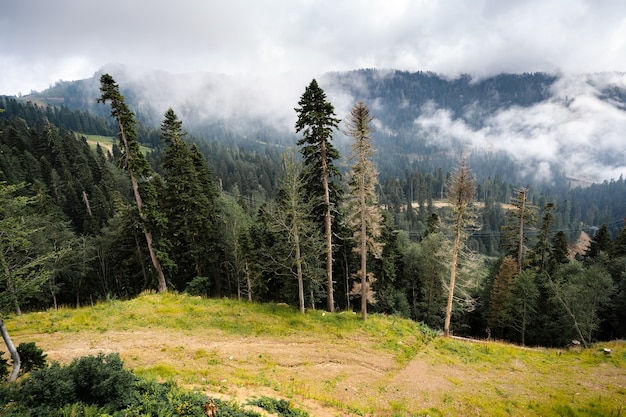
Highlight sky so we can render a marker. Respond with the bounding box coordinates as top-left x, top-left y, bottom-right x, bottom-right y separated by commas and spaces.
2, 0, 626, 96
3, 0, 626, 183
